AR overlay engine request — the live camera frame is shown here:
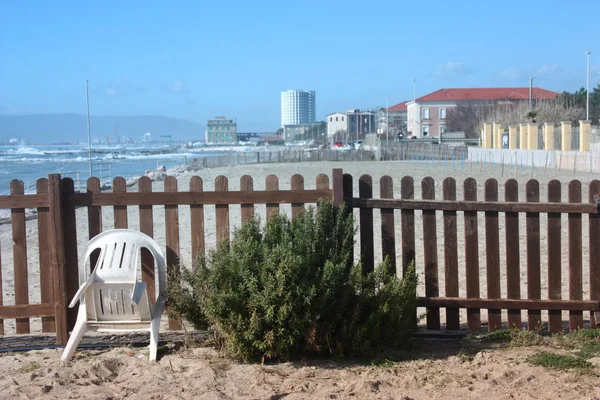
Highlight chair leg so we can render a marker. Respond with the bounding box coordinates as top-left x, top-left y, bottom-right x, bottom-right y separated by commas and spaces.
61, 308, 87, 361
149, 317, 160, 361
